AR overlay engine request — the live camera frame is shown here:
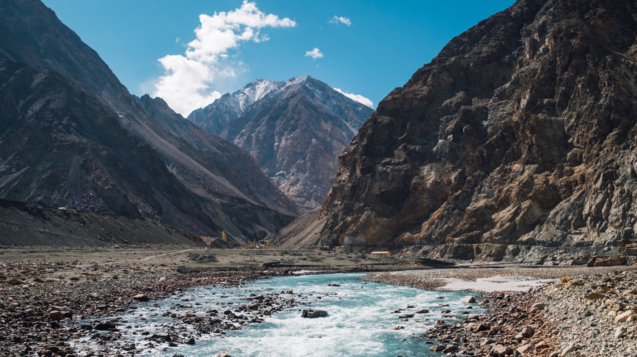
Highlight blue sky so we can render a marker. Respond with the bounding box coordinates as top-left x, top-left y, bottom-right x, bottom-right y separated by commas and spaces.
42, 0, 515, 116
